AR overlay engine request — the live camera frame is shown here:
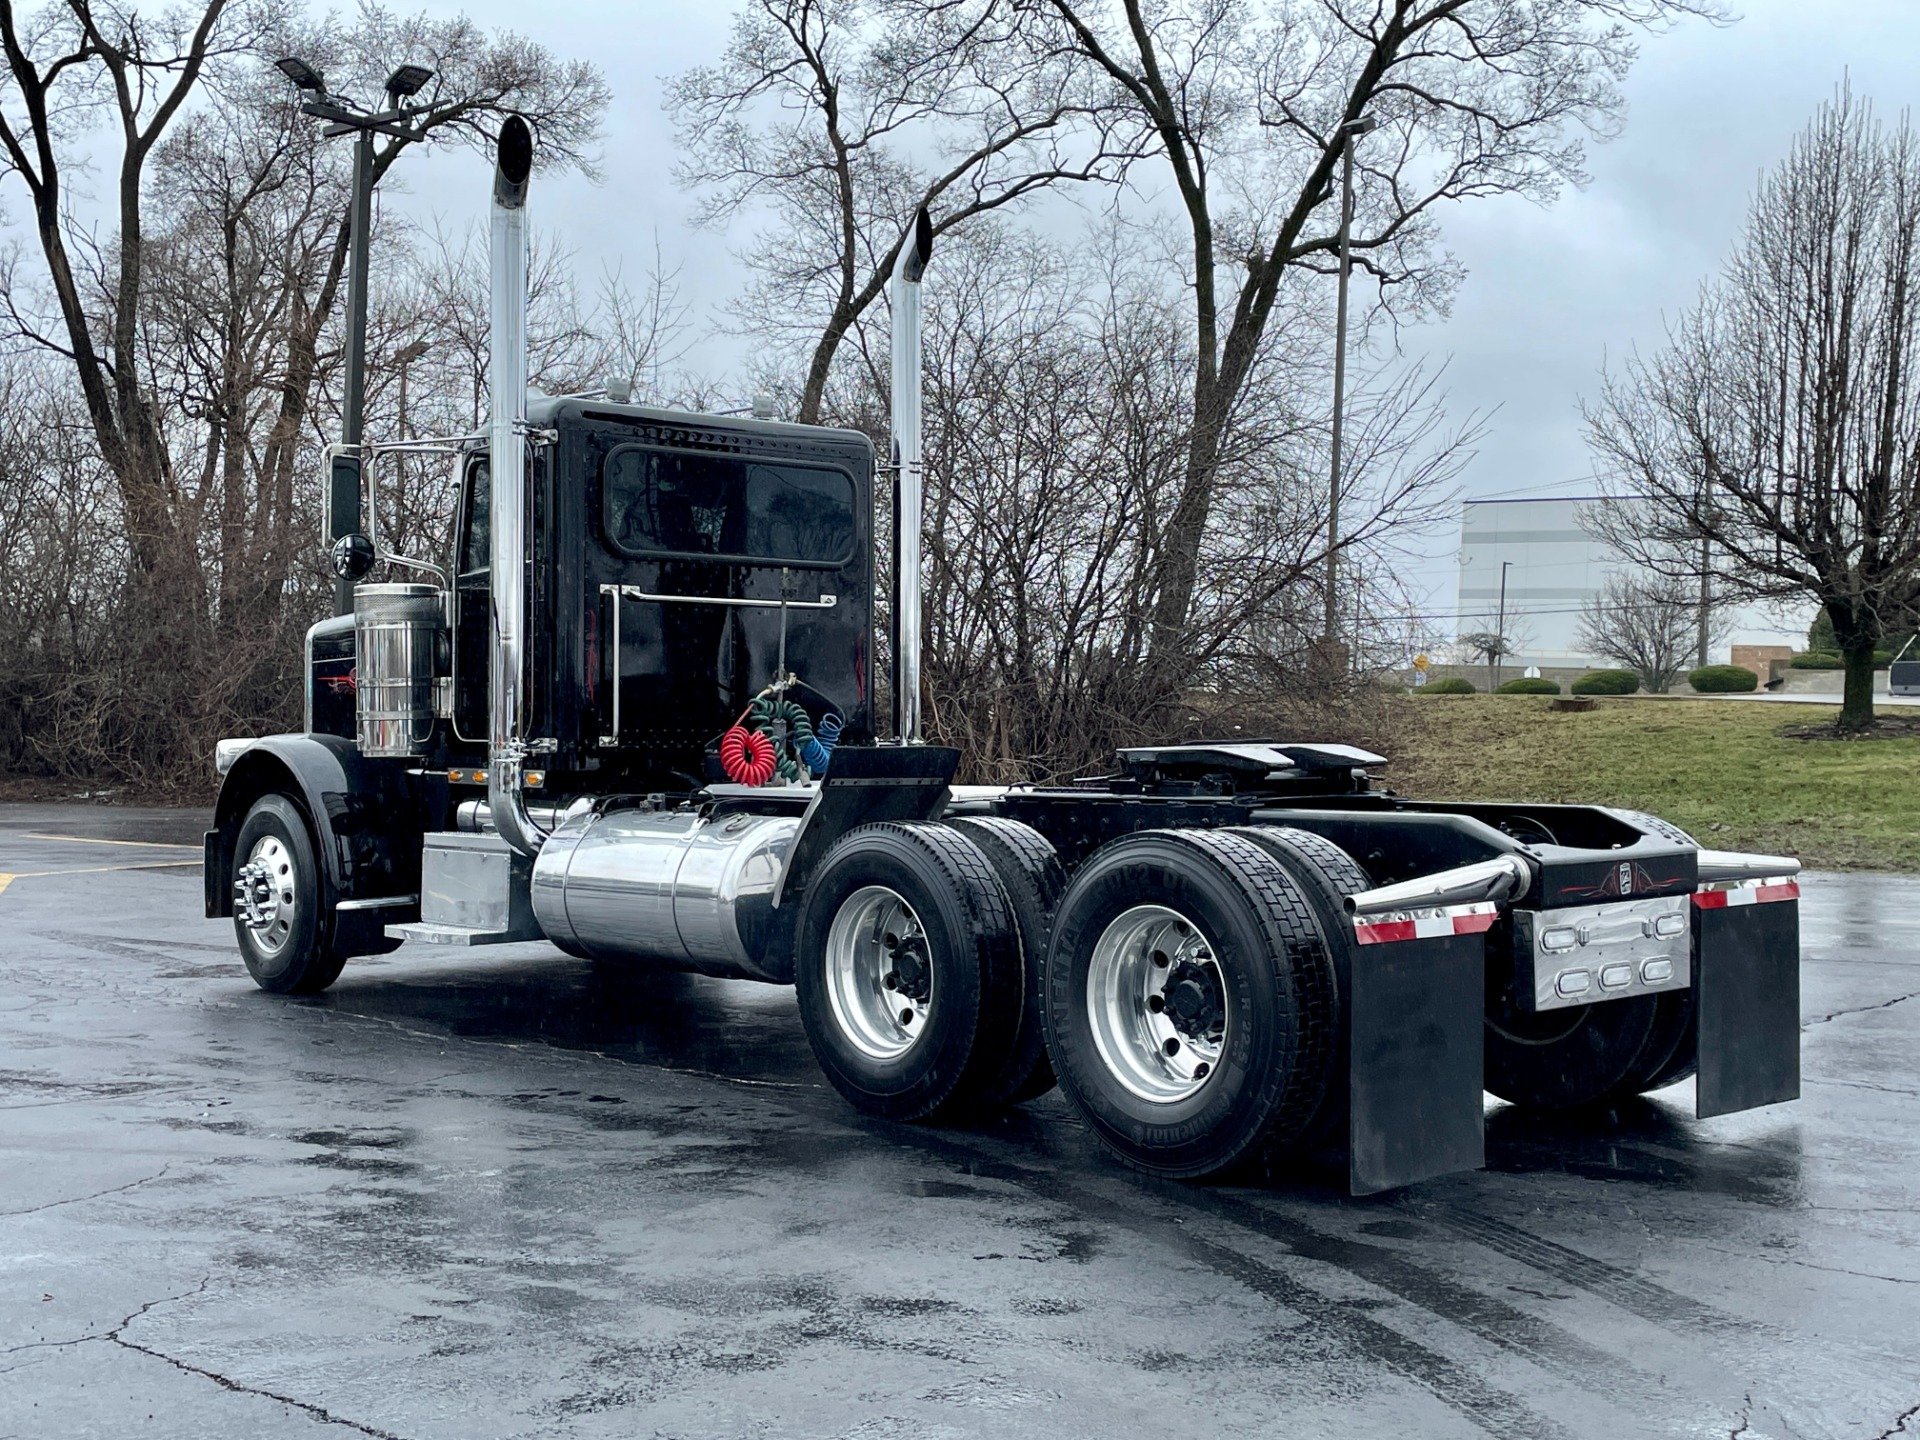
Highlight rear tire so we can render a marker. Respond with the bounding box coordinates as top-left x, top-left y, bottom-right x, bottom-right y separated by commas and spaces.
948, 817, 1062, 1106
1630, 989, 1698, 1092
231, 794, 345, 995
1044, 829, 1336, 1180
1484, 989, 1663, 1111
794, 822, 1023, 1122
1228, 826, 1369, 1151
